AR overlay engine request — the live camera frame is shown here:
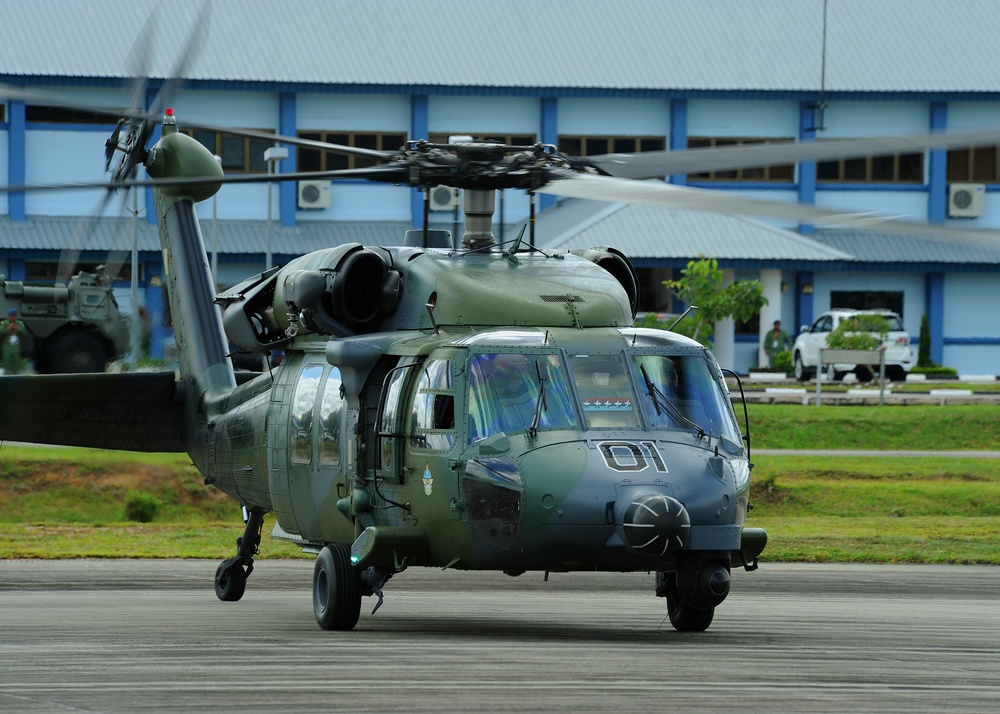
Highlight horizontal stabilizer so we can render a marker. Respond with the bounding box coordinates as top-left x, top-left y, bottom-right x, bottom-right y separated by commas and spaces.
0, 372, 186, 453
